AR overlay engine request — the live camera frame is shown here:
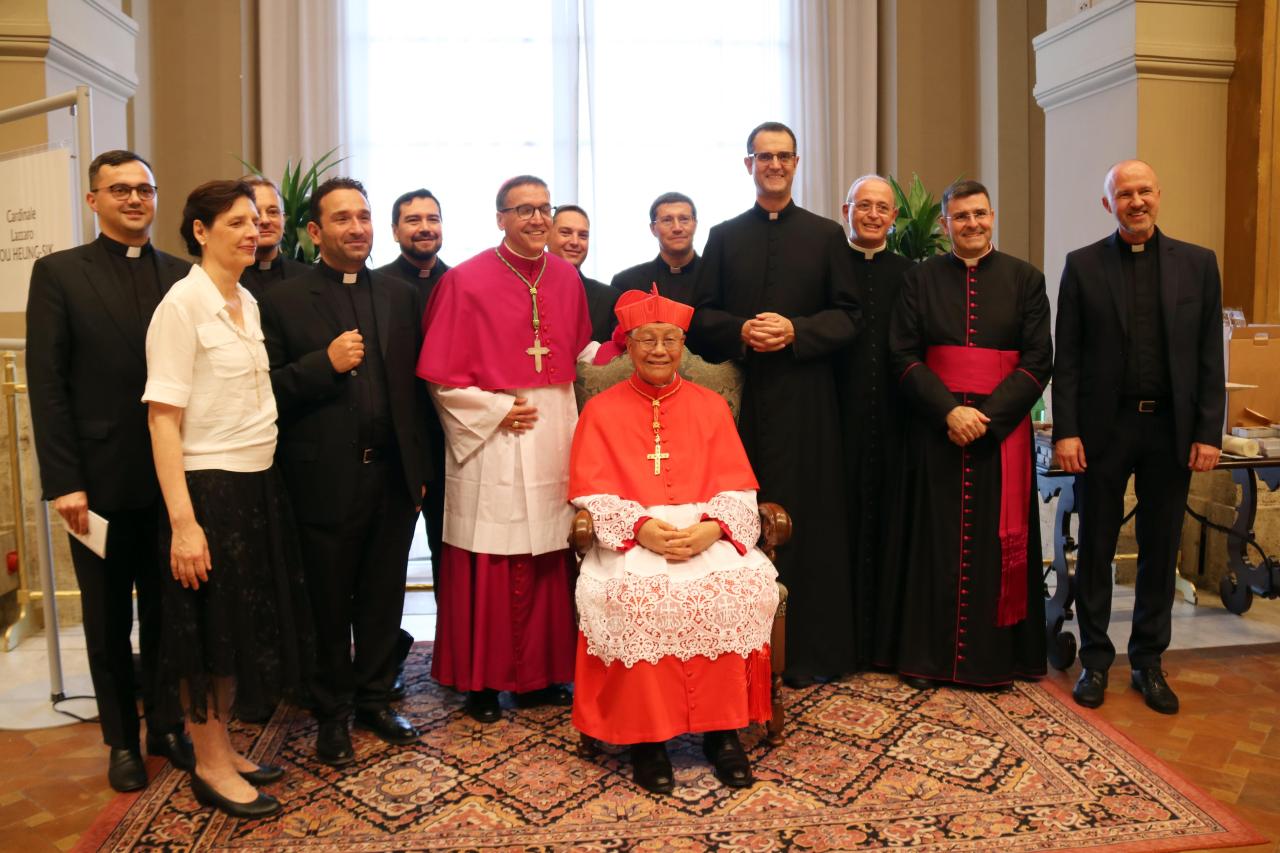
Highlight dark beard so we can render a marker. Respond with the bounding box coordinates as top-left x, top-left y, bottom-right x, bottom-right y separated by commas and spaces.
403, 244, 438, 264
